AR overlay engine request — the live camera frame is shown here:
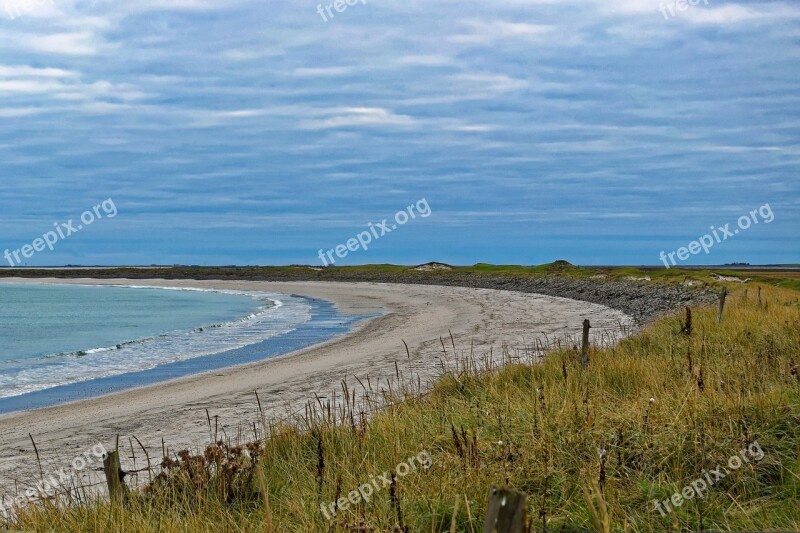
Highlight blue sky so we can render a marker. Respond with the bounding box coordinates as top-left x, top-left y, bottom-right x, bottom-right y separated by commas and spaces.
0, 0, 798, 266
